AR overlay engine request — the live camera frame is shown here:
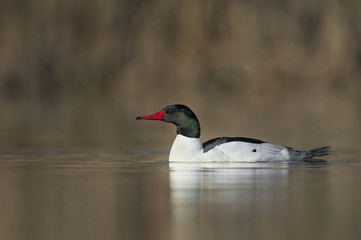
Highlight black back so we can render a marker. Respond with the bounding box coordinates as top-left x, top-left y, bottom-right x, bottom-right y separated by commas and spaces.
202, 137, 265, 153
